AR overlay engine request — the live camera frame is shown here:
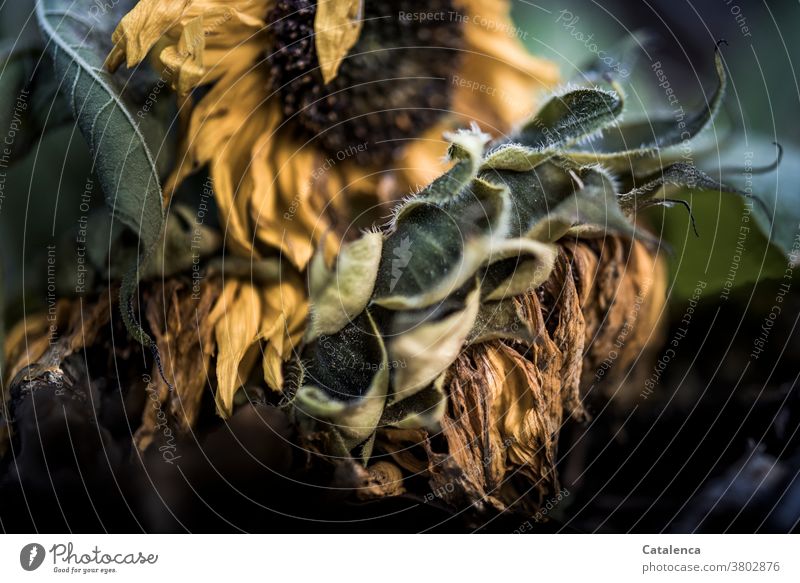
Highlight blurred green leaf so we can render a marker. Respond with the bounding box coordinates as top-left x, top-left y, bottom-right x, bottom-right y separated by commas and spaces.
721, 140, 800, 259
0, 46, 70, 162
35, 0, 166, 348
36, 0, 164, 252
660, 137, 798, 300
658, 191, 786, 301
